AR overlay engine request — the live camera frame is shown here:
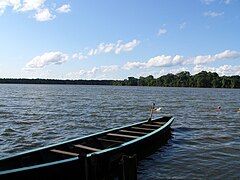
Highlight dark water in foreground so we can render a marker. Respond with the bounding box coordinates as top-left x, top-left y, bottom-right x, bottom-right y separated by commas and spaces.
0, 84, 239, 179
